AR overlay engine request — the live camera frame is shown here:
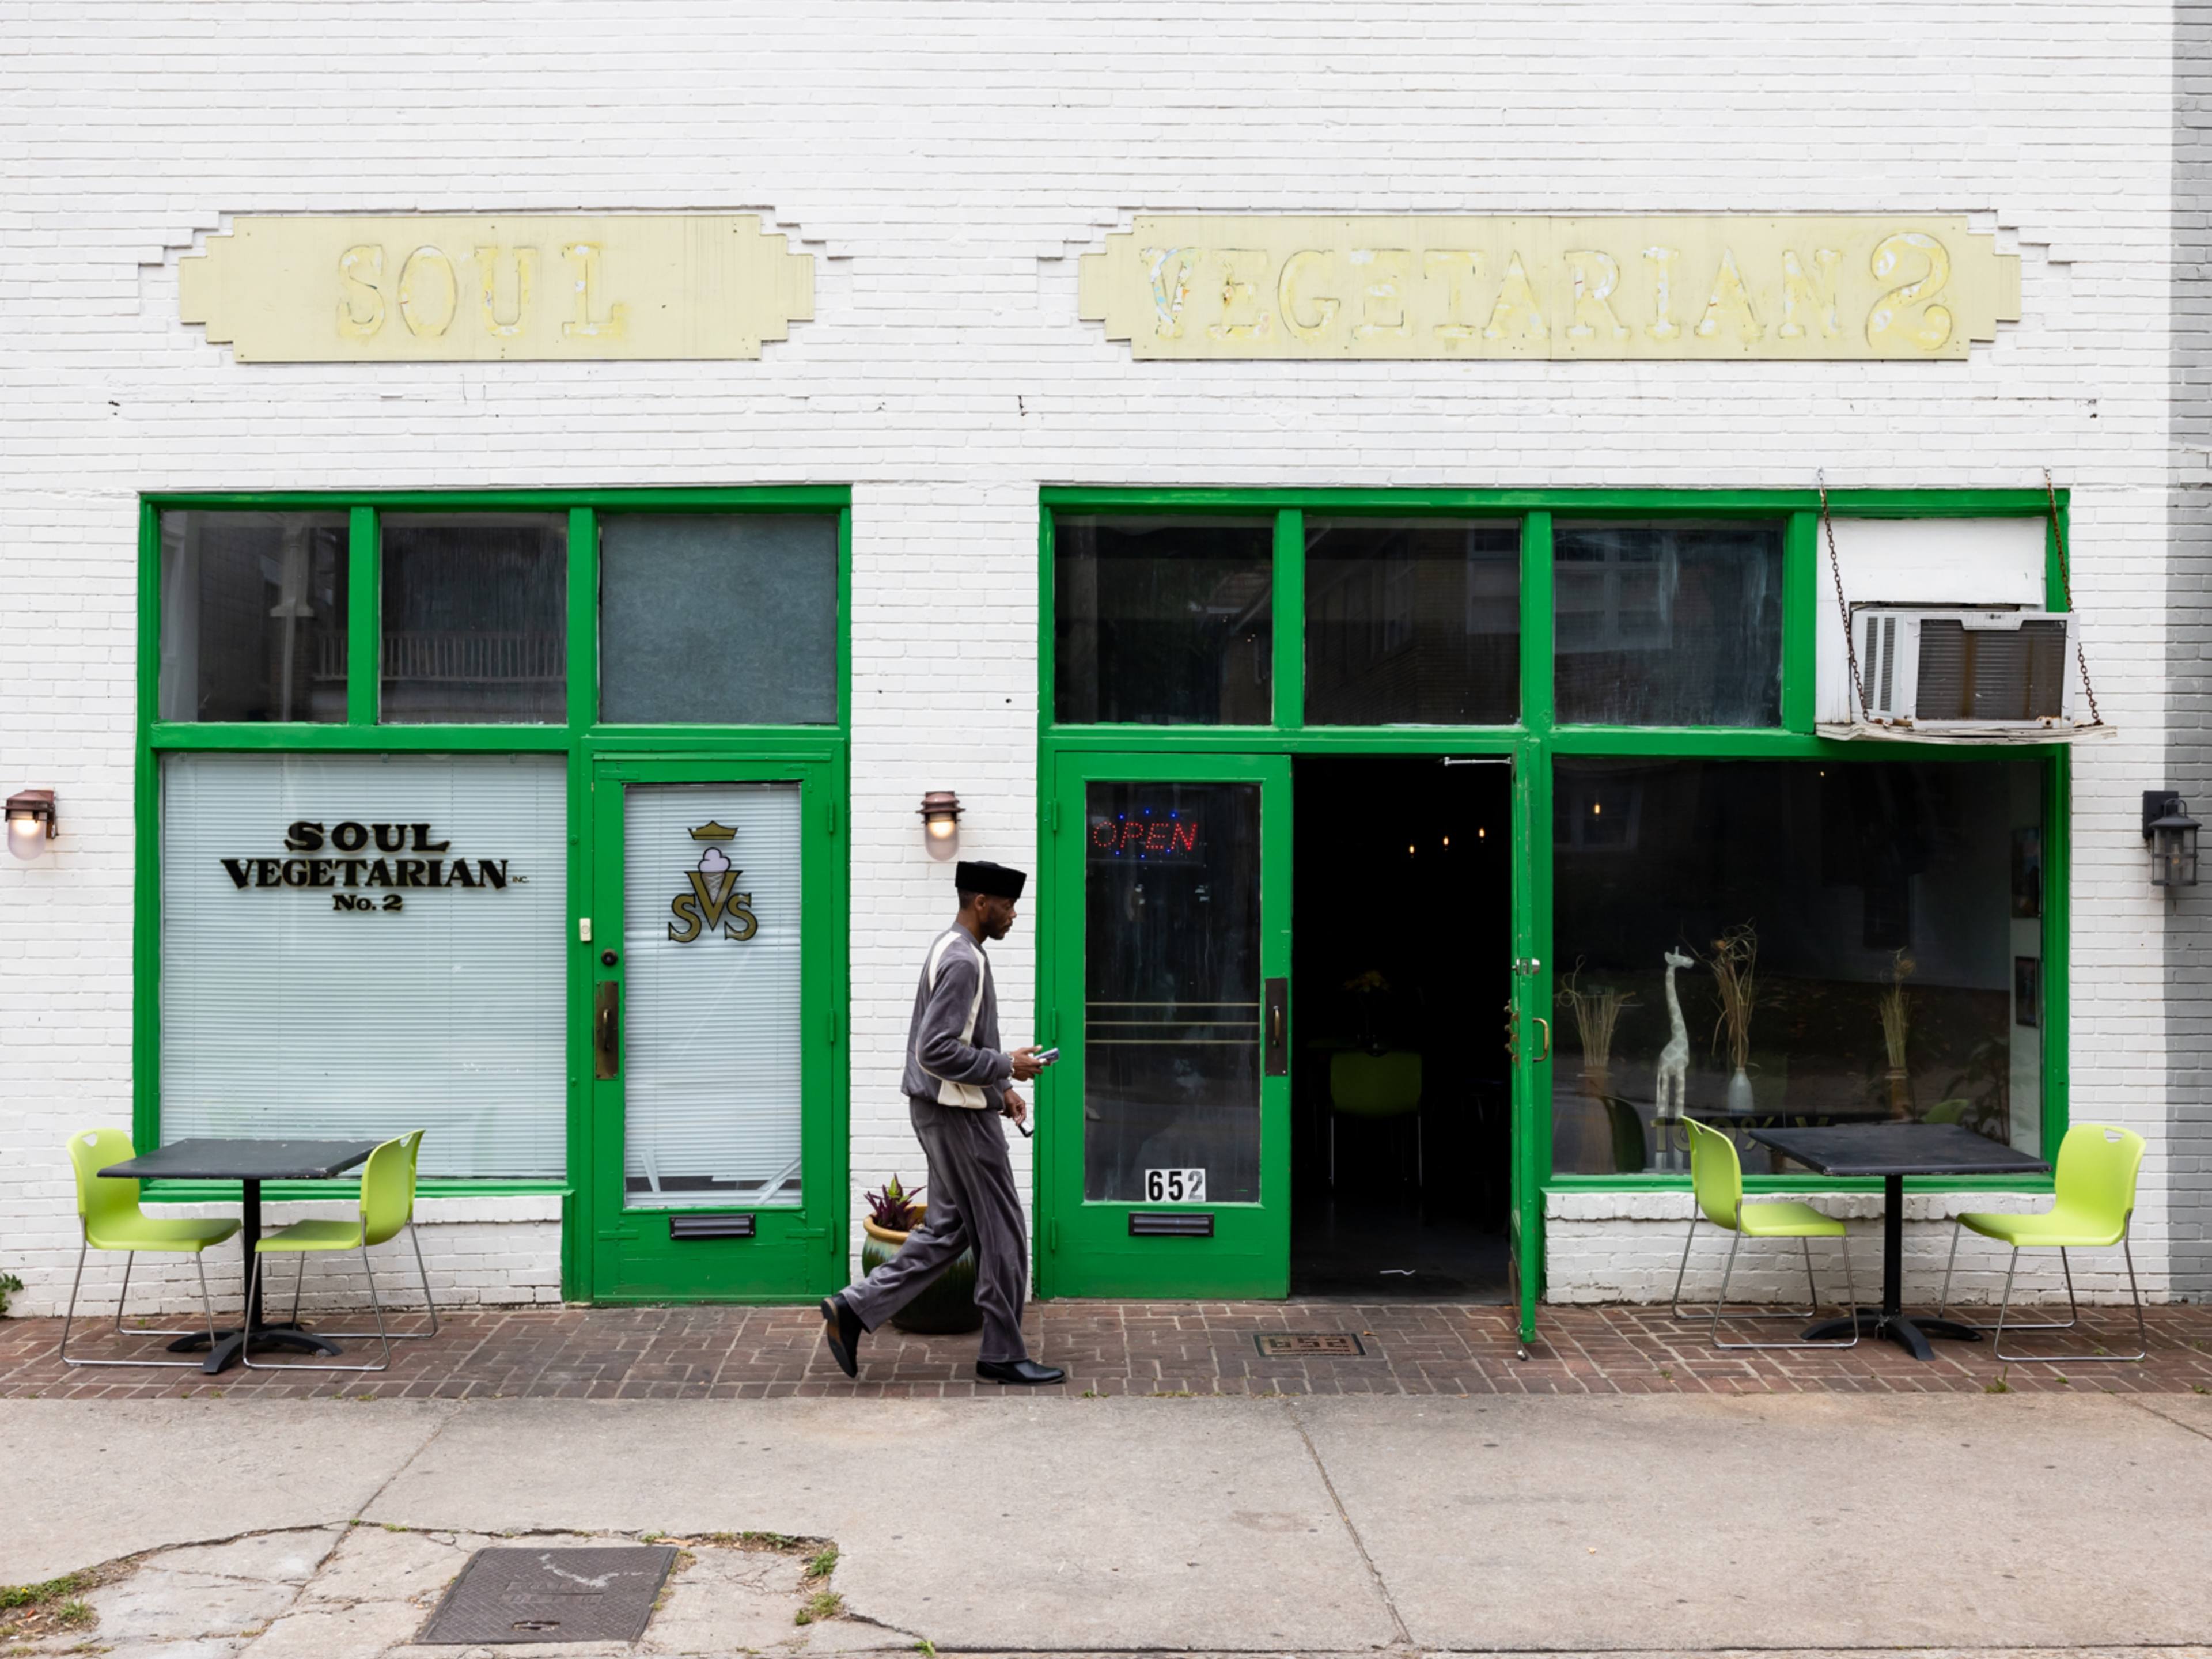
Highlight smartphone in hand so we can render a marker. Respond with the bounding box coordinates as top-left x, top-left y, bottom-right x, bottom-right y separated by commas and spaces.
1035, 1047, 1061, 1065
